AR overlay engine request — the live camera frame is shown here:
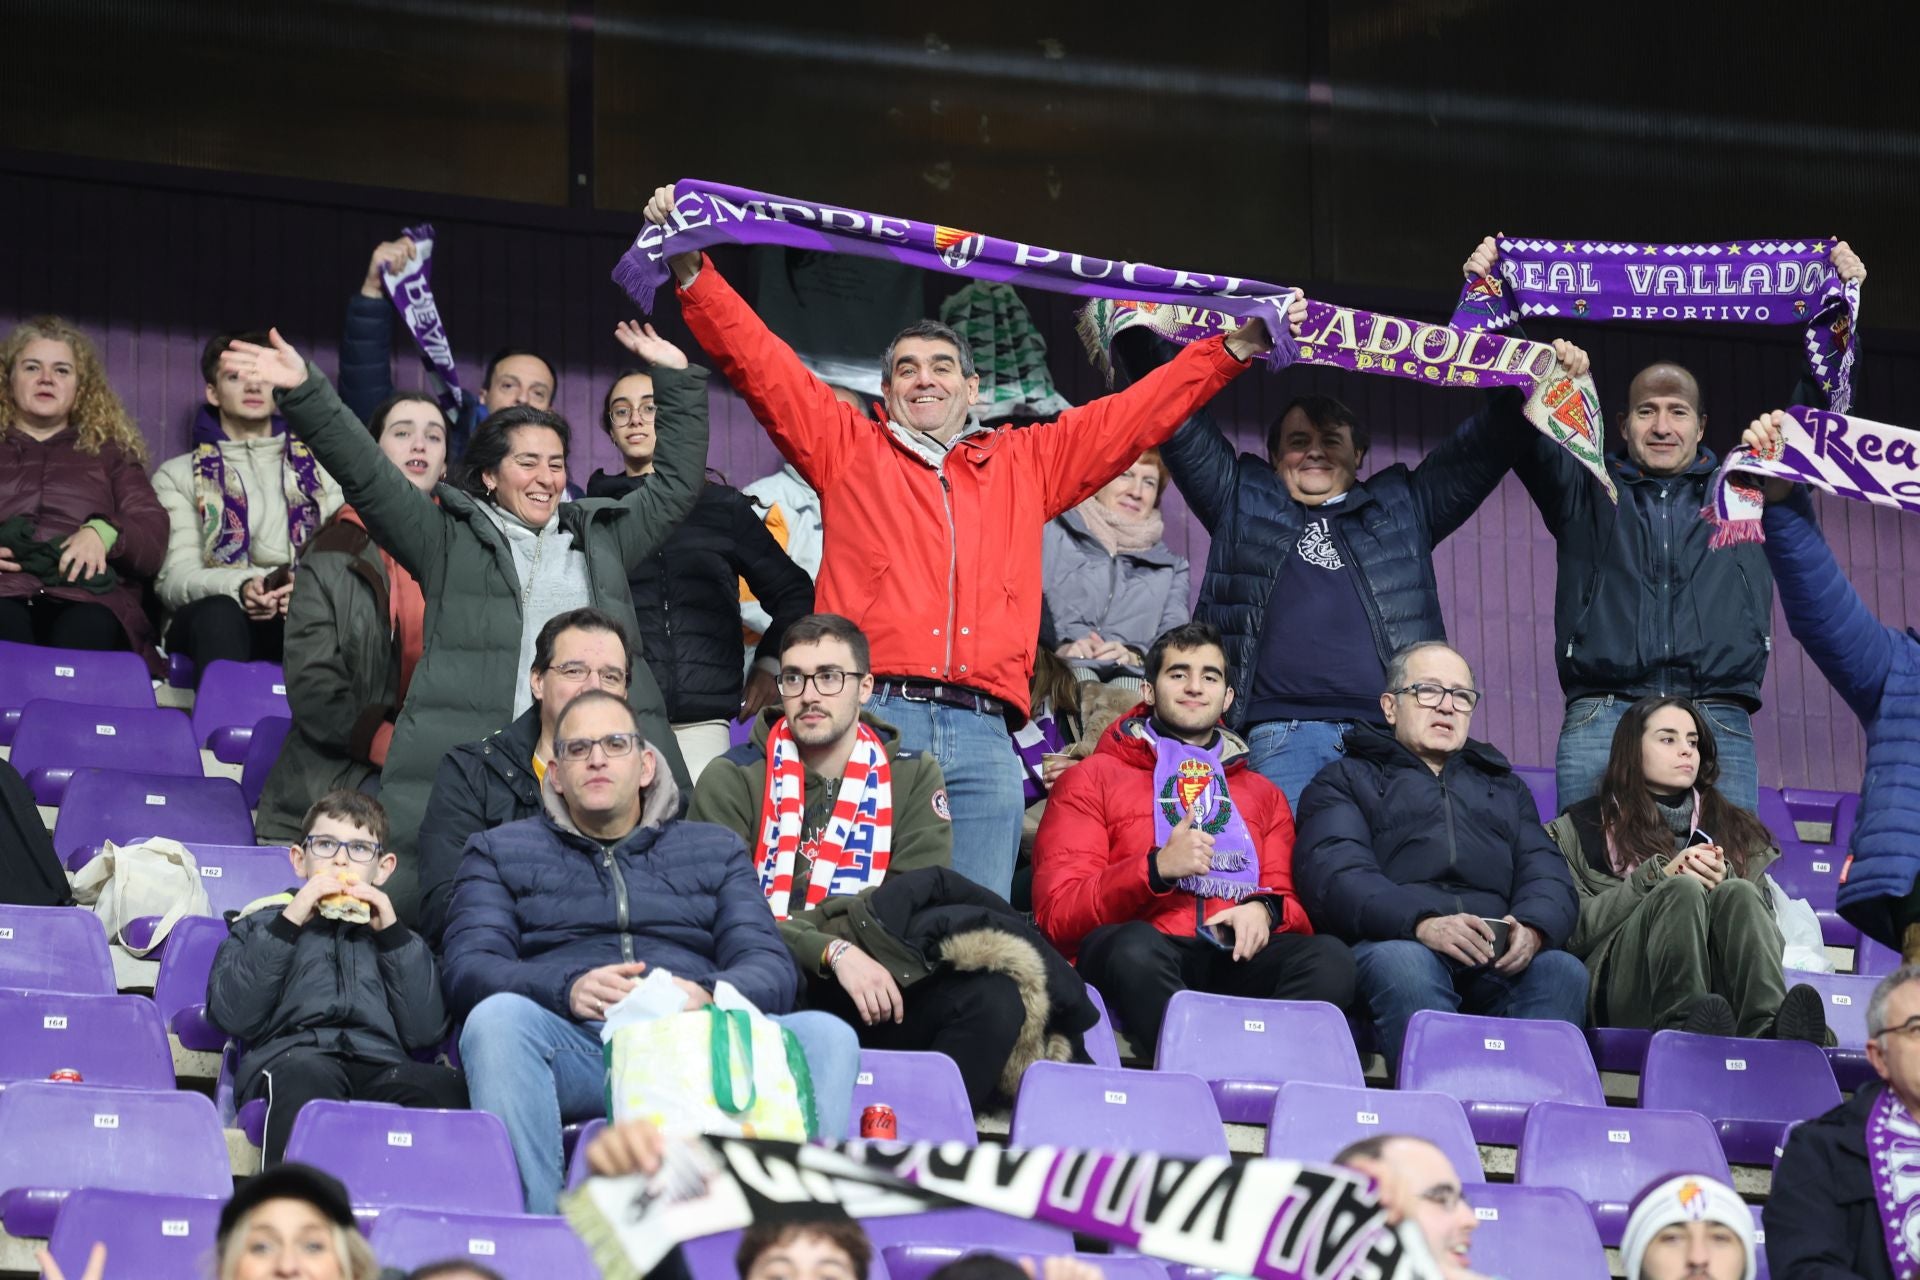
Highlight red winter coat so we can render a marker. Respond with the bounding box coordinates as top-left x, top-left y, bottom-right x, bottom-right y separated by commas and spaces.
1031, 708, 1312, 961
0, 429, 168, 673
677, 258, 1249, 714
